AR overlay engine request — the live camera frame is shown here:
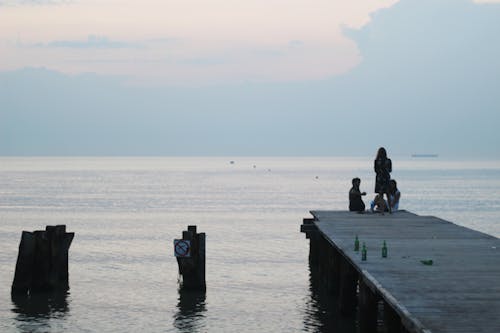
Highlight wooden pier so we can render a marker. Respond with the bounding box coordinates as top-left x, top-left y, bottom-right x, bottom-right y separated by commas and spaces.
301, 210, 500, 333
